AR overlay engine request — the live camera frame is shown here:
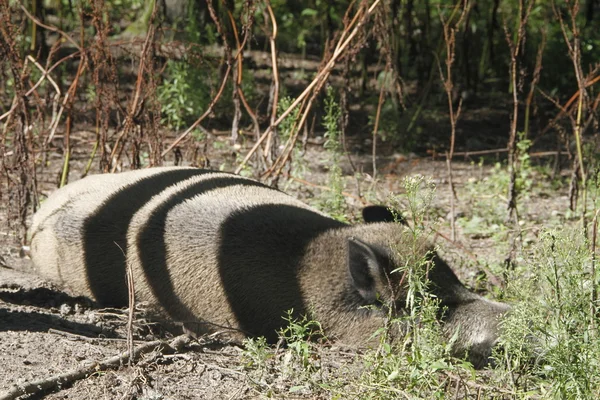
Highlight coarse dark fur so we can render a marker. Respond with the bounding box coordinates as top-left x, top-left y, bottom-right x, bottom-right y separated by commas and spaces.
30, 167, 509, 368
